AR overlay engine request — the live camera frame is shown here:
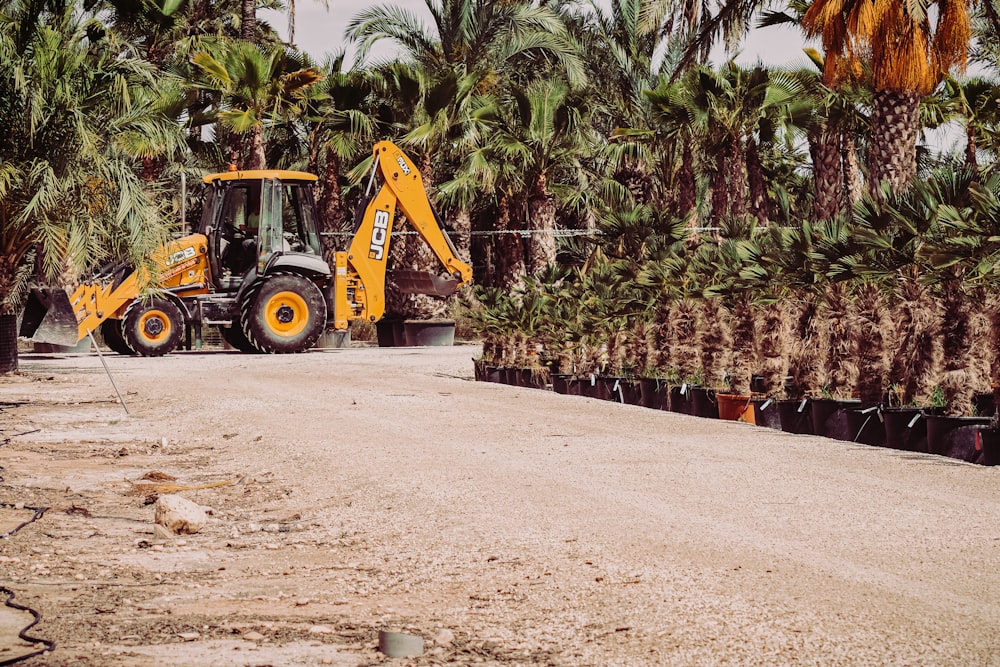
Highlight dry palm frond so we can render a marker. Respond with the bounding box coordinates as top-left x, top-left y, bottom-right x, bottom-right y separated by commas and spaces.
852, 283, 890, 405
671, 299, 701, 382
819, 282, 858, 398
786, 295, 823, 398
728, 296, 756, 393
697, 298, 732, 388
755, 301, 789, 396
889, 276, 942, 405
